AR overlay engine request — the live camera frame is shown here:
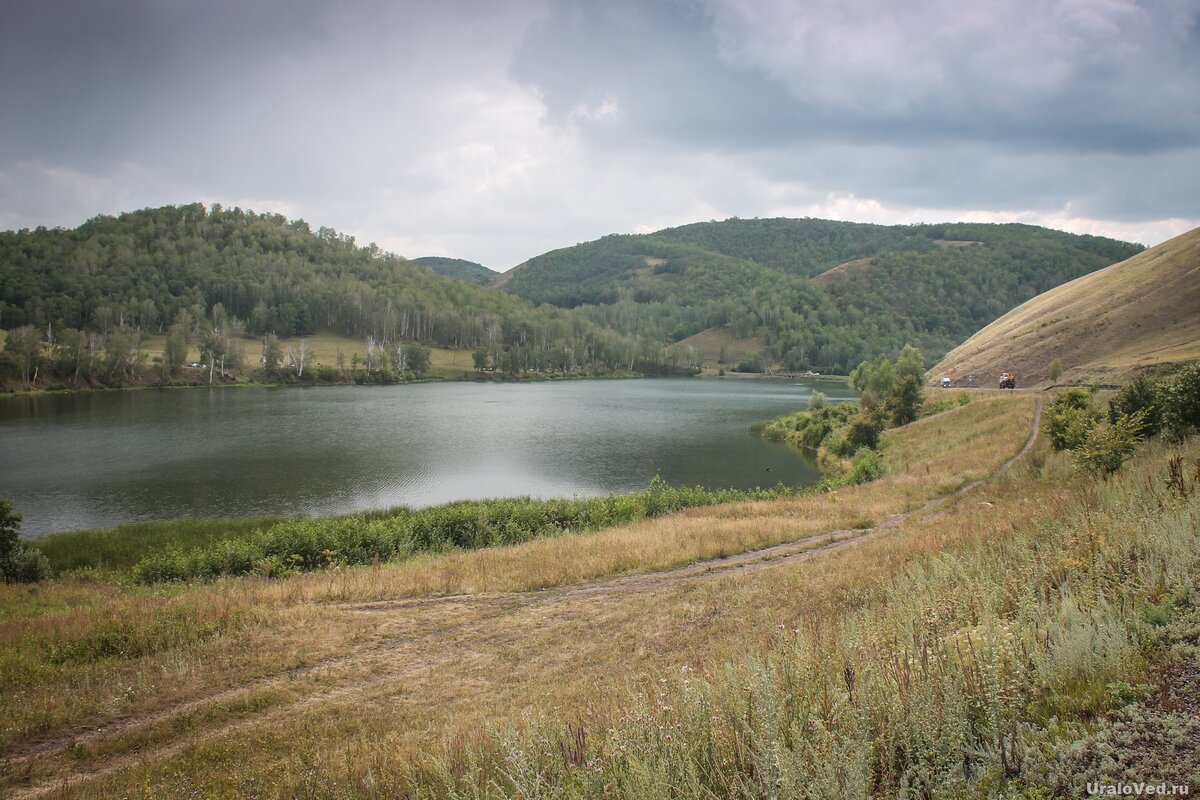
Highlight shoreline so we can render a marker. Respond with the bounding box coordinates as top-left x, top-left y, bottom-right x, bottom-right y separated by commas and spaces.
0, 368, 661, 399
